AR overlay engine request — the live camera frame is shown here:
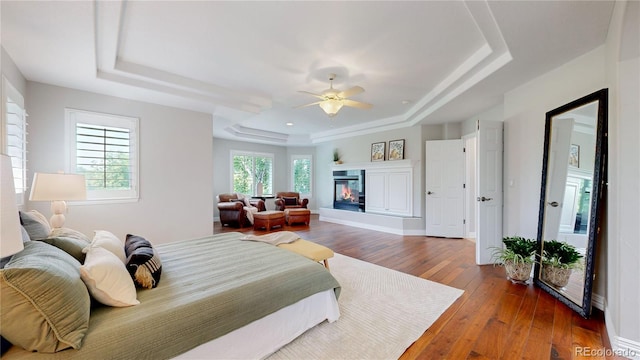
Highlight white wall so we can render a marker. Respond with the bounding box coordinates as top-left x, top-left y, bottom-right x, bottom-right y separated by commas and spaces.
25, 82, 214, 245
314, 123, 469, 229
1, 47, 26, 98
496, 1, 640, 352
605, 0, 640, 353
315, 125, 424, 217
502, 46, 606, 240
